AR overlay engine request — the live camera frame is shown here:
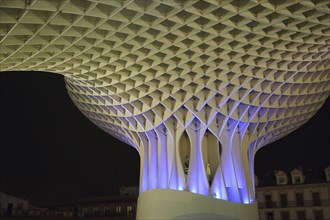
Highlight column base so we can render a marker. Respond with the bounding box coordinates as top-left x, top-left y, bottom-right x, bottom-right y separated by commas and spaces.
136, 189, 258, 220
